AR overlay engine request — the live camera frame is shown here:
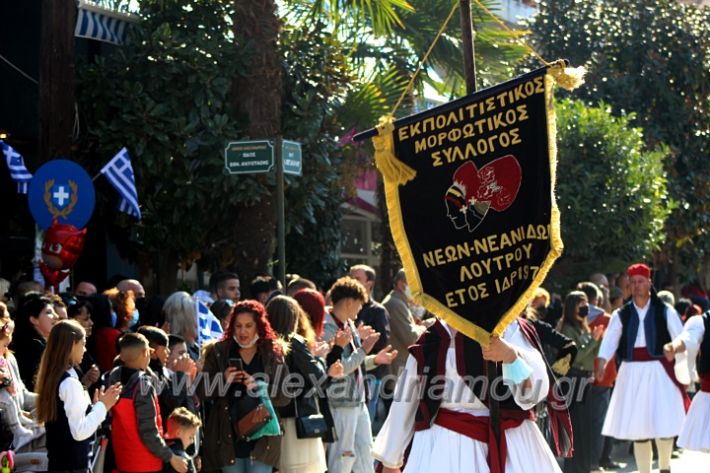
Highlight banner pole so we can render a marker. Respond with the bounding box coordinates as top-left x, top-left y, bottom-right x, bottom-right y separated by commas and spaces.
459, 0, 477, 94
459, 0, 501, 446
